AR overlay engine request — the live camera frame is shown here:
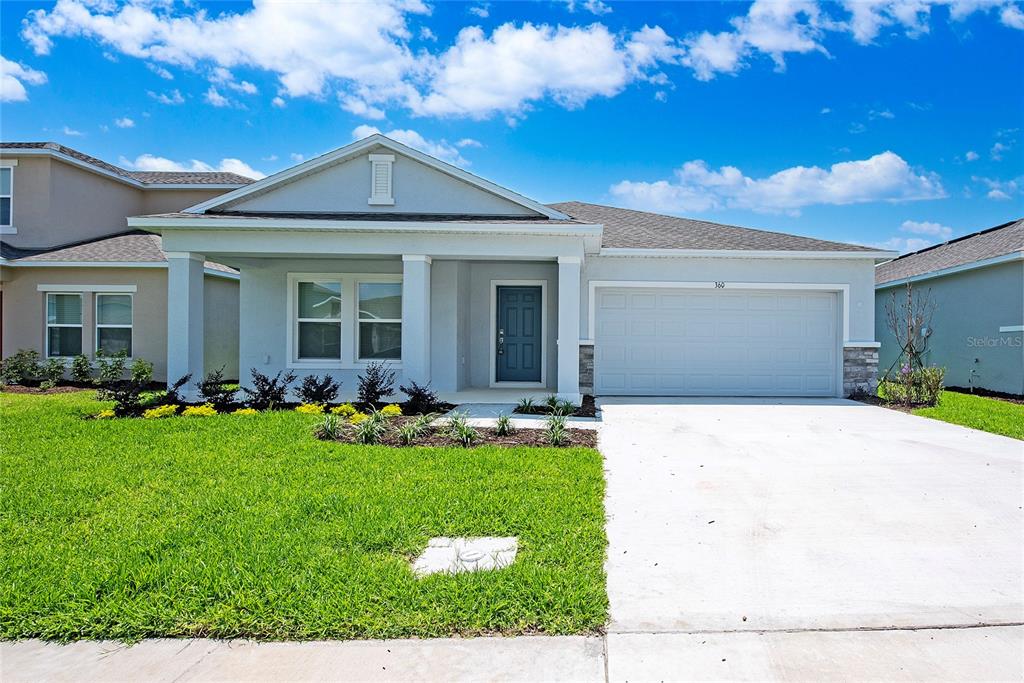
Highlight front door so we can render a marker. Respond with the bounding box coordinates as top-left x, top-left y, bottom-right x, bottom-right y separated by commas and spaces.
496, 286, 543, 383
